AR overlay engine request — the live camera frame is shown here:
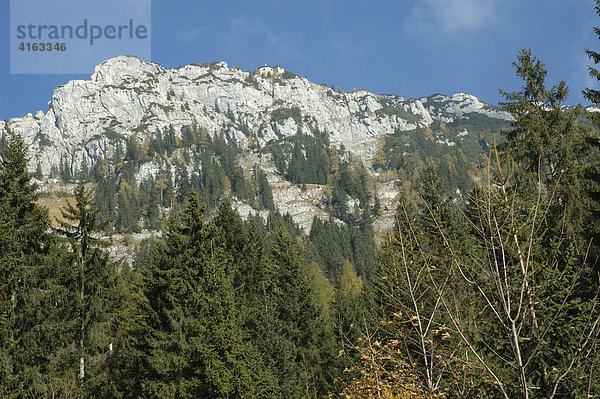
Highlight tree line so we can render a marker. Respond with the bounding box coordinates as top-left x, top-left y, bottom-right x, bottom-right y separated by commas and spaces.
0, 133, 378, 397
3, 5, 600, 397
